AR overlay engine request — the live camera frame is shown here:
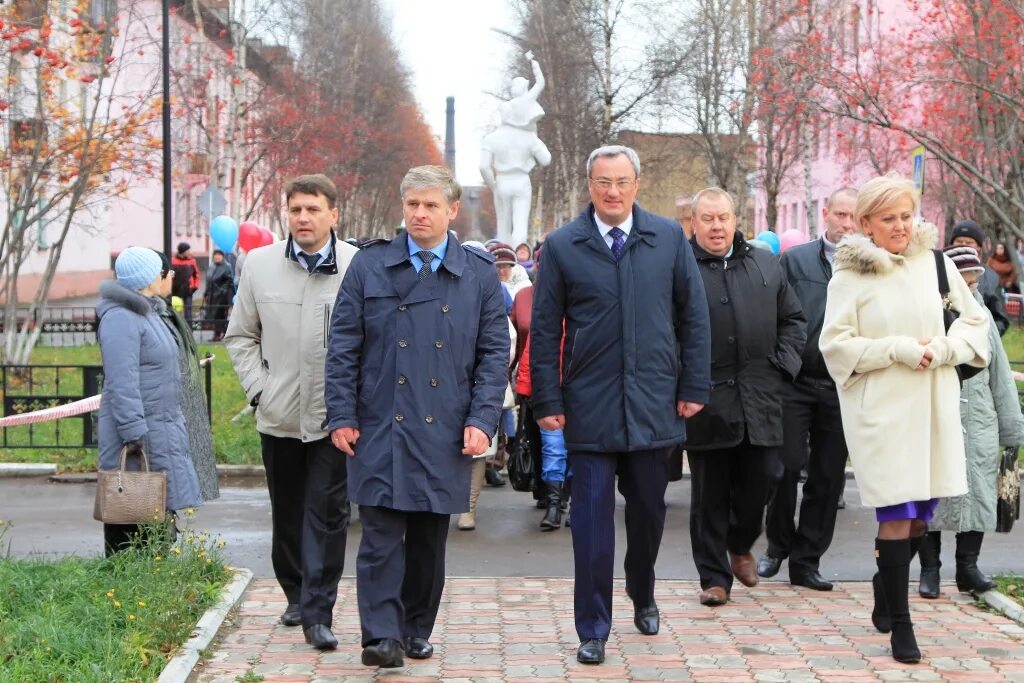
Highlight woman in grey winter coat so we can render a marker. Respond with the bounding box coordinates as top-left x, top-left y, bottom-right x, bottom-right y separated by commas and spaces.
918, 245, 1024, 597
96, 247, 202, 555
